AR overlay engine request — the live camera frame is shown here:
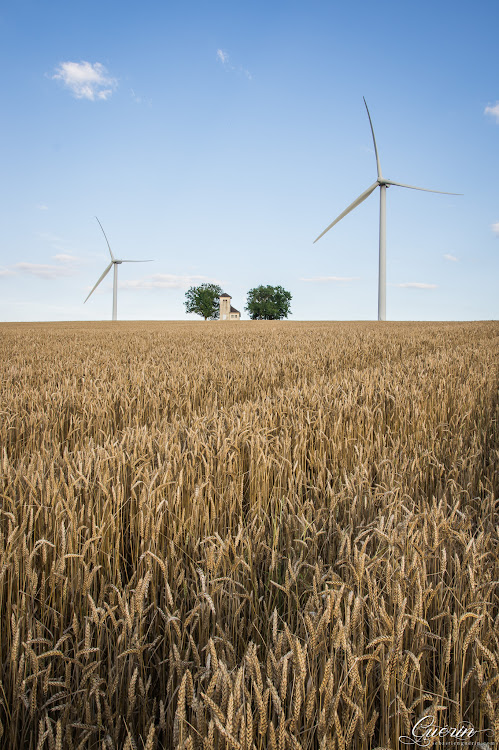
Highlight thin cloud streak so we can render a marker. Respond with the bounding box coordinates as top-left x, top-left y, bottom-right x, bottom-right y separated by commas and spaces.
394, 282, 438, 289
53, 254, 80, 264
38, 232, 81, 256
52, 61, 117, 101
300, 276, 360, 282
216, 48, 252, 80
38, 232, 65, 244
492, 222, 499, 236
443, 254, 458, 262
130, 88, 152, 106
15, 262, 76, 279
120, 274, 224, 290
